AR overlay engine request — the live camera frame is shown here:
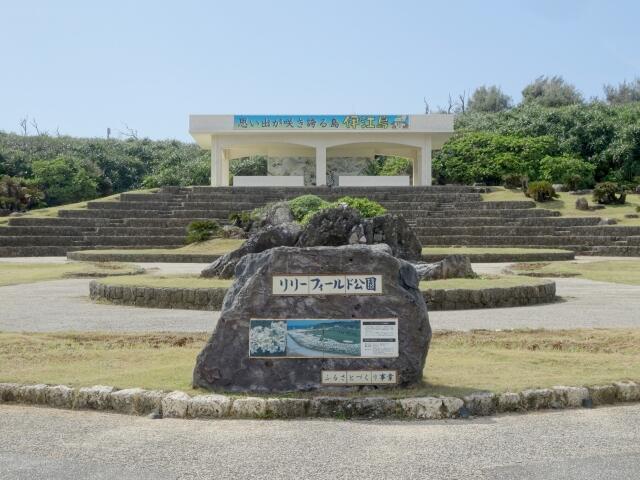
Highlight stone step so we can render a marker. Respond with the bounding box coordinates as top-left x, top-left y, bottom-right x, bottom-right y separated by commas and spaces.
415, 217, 602, 227
0, 235, 186, 247
184, 185, 484, 194
418, 235, 640, 247
0, 246, 72, 257
414, 226, 640, 236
